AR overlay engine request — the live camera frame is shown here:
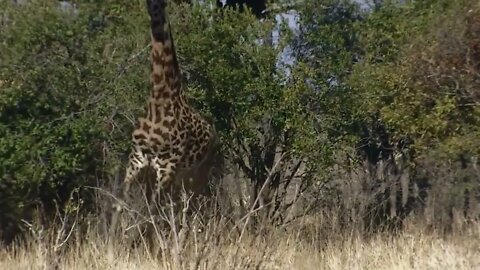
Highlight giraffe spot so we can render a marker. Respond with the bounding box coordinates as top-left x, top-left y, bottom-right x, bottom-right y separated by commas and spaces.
159, 152, 169, 159
142, 122, 151, 132
165, 58, 174, 68
165, 69, 174, 79
152, 74, 162, 84
142, 148, 153, 155
151, 137, 161, 145
161, 132, 170, 141
133, 133, 147, 140
164, 102, 172, 111
153, 127, 164, 135
162, 120, 172, 129
172, 147, 182, 156
162, 91, 171, 99
154, 86, 166, 99
152, 50, 163, 65
133, 151, 145, 160
165, 110, 174, 117
164, 46, 172, 56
